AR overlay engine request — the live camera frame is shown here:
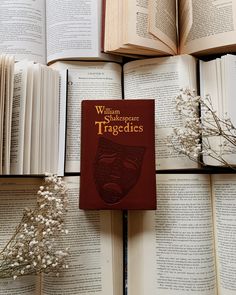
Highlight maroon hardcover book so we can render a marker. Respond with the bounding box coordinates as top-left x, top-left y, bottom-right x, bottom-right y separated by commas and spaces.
79, 99, 156, 210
